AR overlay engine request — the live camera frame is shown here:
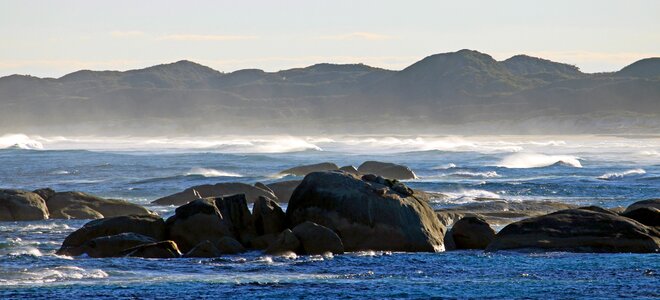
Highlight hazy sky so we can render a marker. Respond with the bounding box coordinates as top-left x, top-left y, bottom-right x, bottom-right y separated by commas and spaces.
1, 0, 659, 77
